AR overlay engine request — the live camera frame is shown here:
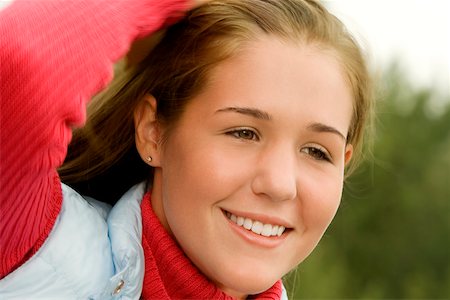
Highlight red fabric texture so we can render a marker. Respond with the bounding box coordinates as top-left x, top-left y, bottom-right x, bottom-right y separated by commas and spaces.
0, 0, 188, 279
140, 192, 283, 300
